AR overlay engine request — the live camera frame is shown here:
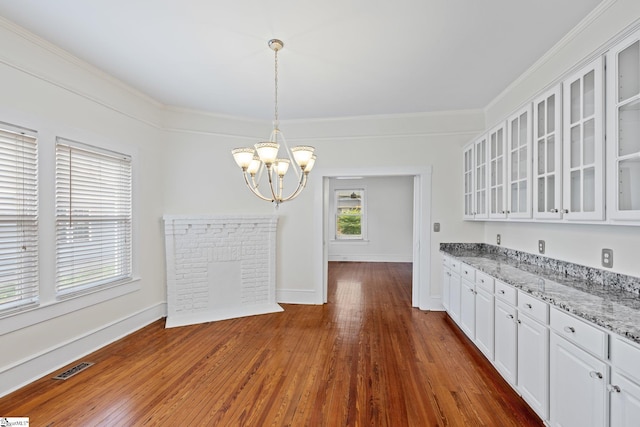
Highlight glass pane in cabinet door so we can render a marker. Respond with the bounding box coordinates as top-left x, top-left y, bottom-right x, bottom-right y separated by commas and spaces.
538, 177, 545, 212
511, 183, 518, 212
511, 151, 518, 181
490, 161, 496, 186
618, 158, 640, 211
584, 167, 595, 212
571, 170, 581, 212
497, 187, 503, 212
497, 129, 504, 155
619, 99, 640, 156
538, 139, 545, 174
491, 134, 496, 158
618, 41, 640, 102
519, 114, 527, 146
583, 119, 595, 165
497, 158, 503, 184
519, 181, 527, 212
538, 102, 545, 135
547, 176, 556, 210
570, 80, 581, 124
583, 70, 595, 118
547, 136, 555, 173
547, 95, 555, 132
511, 121, 519, 149
478, 190, 486, 213
519, 148, 527, 179
571, 125, 581, 168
